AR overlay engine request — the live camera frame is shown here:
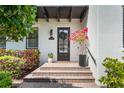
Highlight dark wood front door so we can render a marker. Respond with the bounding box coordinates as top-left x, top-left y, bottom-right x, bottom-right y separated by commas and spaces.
57, 27, 70, 61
